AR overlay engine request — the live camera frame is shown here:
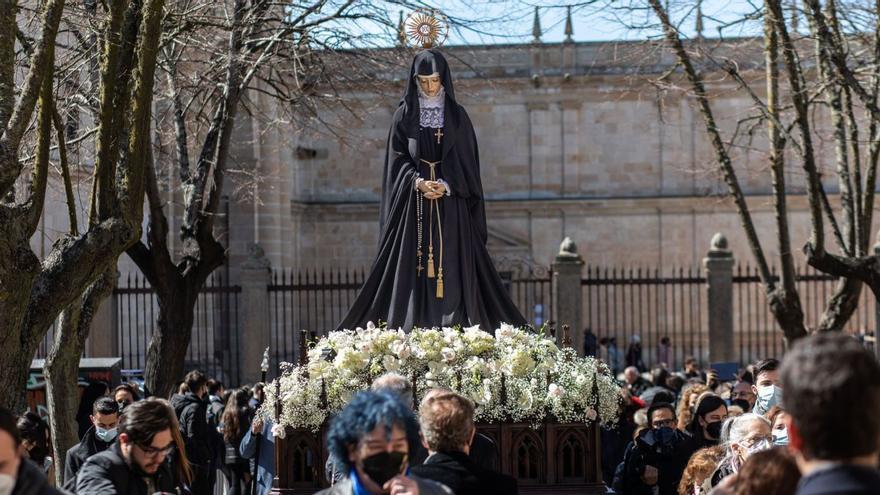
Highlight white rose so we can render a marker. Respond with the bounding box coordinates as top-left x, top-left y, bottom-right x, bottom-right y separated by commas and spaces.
548, 383, 564, 398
